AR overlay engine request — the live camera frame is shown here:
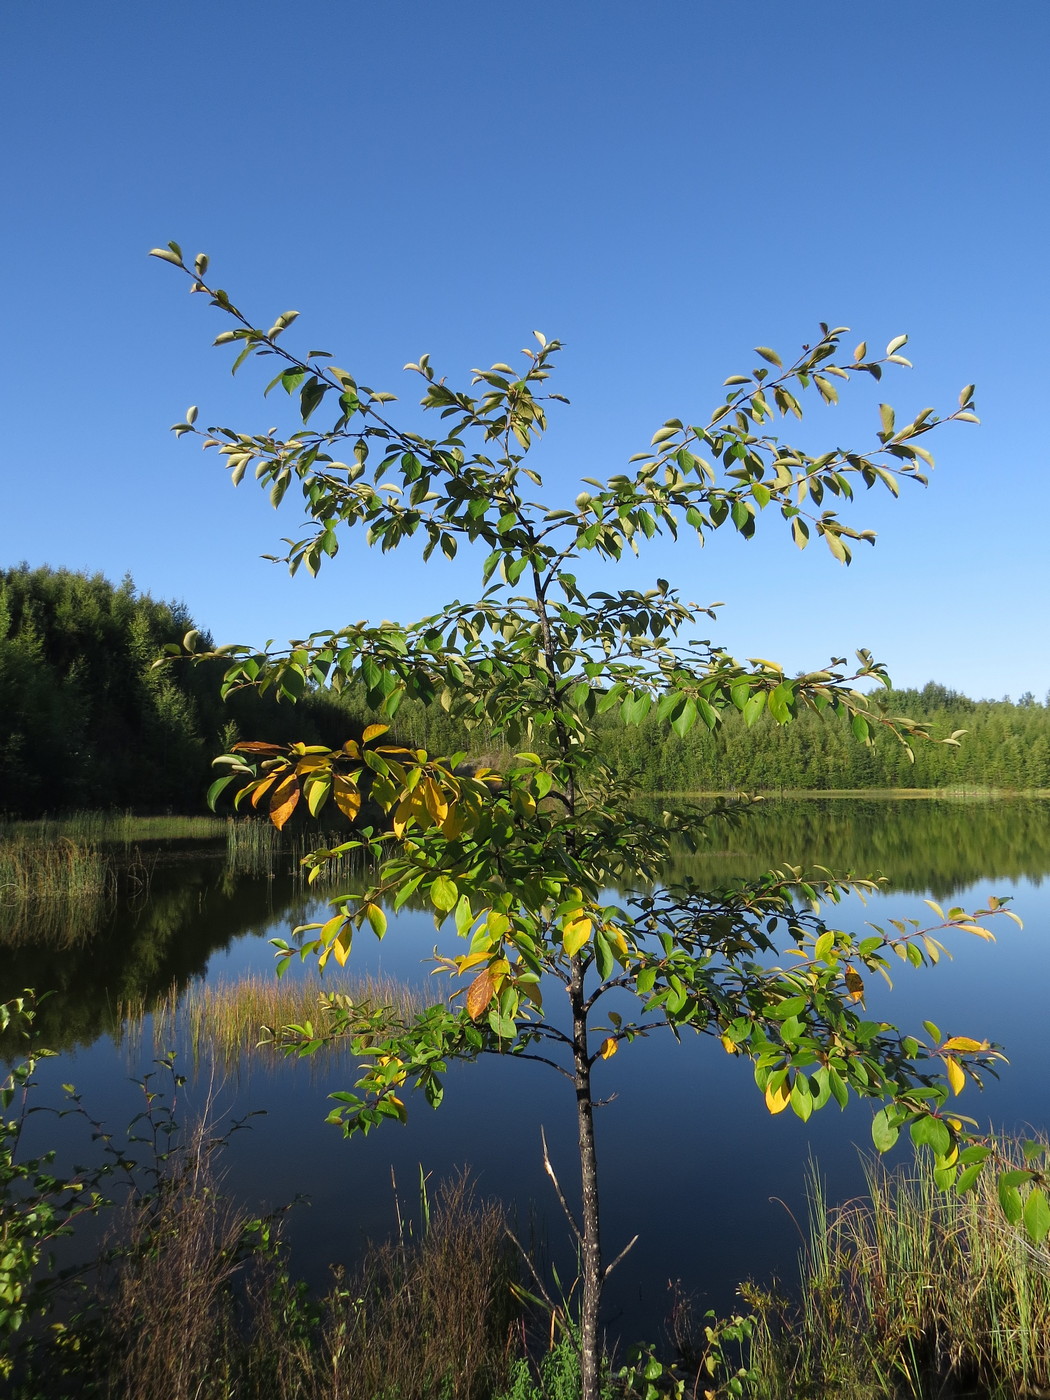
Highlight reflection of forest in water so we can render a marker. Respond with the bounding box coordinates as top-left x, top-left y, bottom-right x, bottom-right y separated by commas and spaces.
0, 852, 314, 1053
664, 797, 1050, 897
3, 798, 1047, 1055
